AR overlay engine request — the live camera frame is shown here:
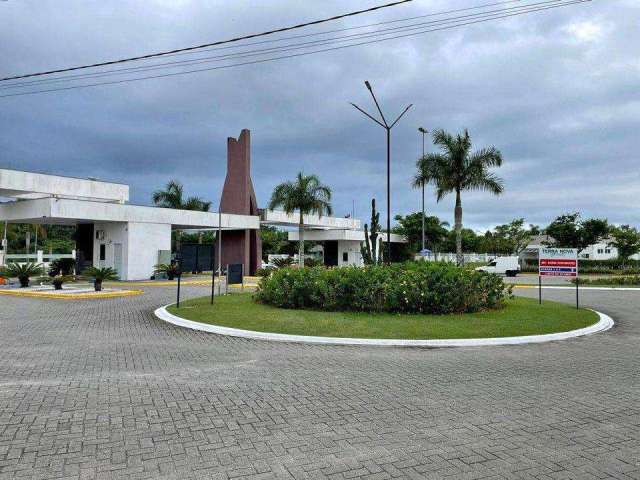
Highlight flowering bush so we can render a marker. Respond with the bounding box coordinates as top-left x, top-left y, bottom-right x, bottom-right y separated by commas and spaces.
255, 261, 510, 314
